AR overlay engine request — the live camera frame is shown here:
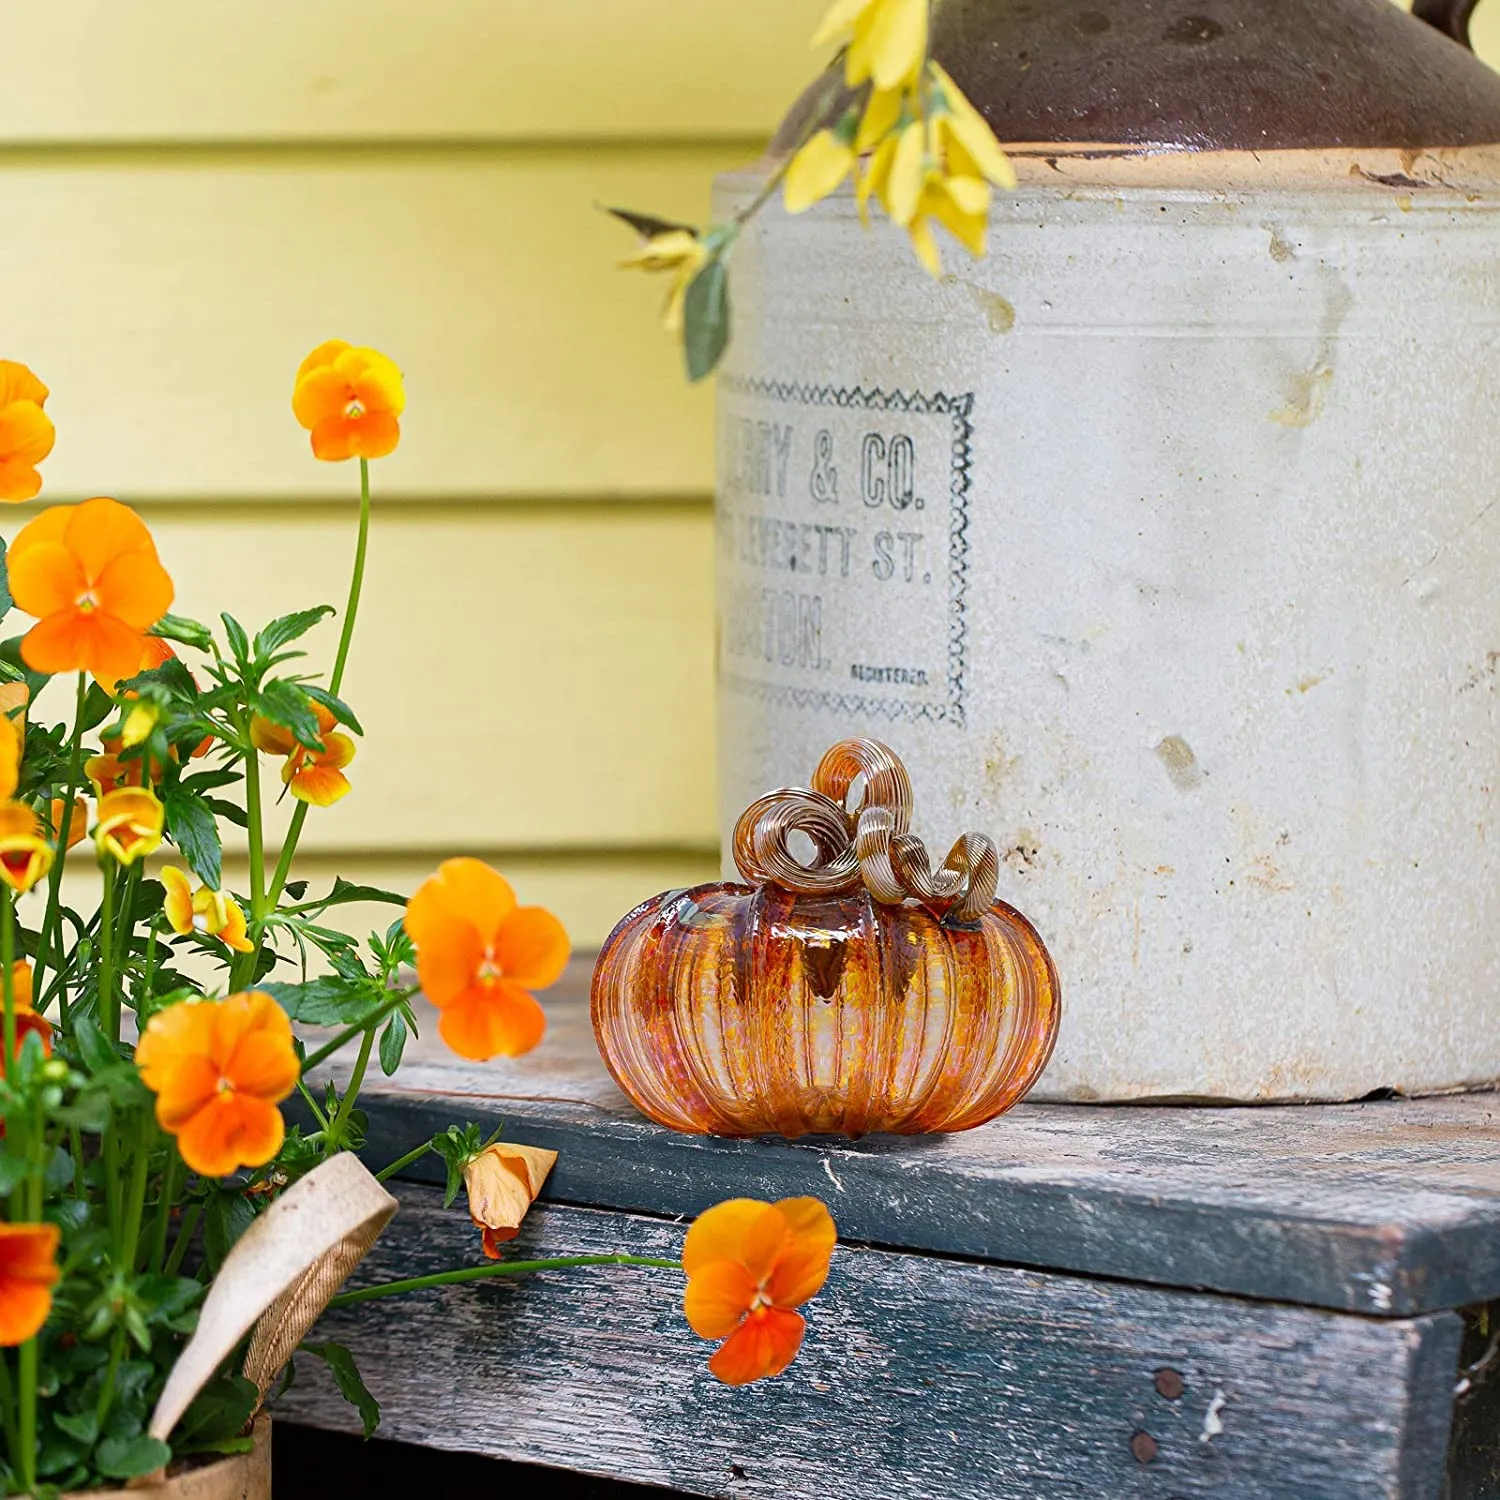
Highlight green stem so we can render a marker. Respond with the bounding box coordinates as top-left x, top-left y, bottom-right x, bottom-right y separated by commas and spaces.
36, 672, 89, 1018
120, 1127, 153, 1273
99, 866, 118, 1044
327, 1255, 683, 1309
374, 1142, 433, 1184
243, 457, 373, 980
329, 458, 371, 699
300, 991, 409, 1077
164, 1202, 202, 1278
16, 1341, 35, 1493
0, 1351, 19, 1478
2, 891, 15, 1083
94, 1328, 125, 1428
296, 1078, 330, 1132
149, 1149, 181, 1273
325, 1026, 375, 1152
